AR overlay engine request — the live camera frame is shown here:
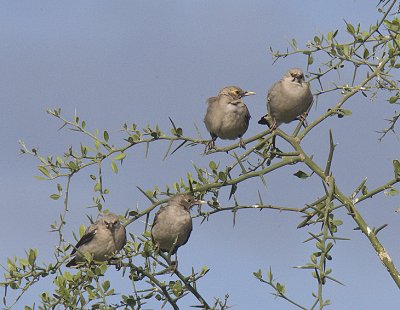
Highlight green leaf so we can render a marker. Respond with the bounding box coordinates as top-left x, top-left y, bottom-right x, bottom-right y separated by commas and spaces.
384, 187, 400, 196
218, 171, 227, 182
123, 295, 136, 306
337, 108, 352, 118
200, 266, 210, 276
276, 282, 285, 295
316, 241, 325, 251
341, 44, 350, 58
79, 225, 86, 237
393, 160, 400, 178
94, 182, 101, 192
19, 258, 29, 267
28, 249, 37, 266
103, 131, 109, 142
68, 161, 77, 171
56, 156, 64, 165
253, 269, 262, 280
63, 271, 73, 282
308, 55, 314, 65
111, 161, 118, 174
129, 210, 138, 217
171, 281, 183, 297
38, 166, 50, 178
311, 254, 317, 264
332, 219, 343, 226
293, 170, 310, 179
346, 22, 355, 35
102, 280, 110, 292
114, 153, 127, 161
209, 161, 217, 170
363, 48, 369, 59
50, 194, 60, 200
